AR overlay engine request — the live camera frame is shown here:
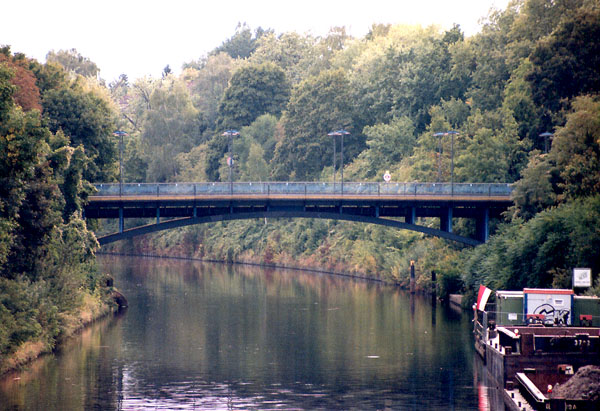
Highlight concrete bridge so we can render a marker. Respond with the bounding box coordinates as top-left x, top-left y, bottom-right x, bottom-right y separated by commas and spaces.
84, 182, 513, 246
